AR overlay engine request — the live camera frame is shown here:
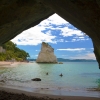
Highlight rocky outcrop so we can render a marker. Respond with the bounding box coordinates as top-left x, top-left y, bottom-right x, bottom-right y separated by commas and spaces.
0, 0, 100, 68
58, 62, 63, 64
0, 46, 5, 53
36, 42, 57, 63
